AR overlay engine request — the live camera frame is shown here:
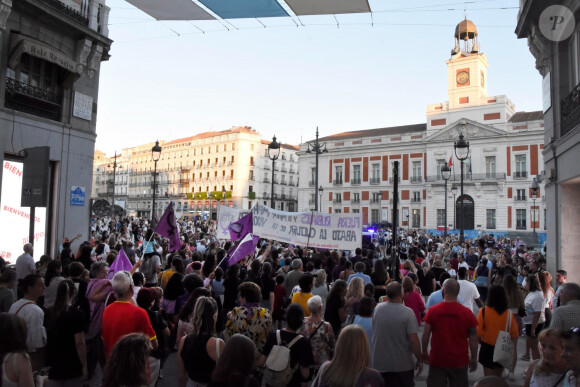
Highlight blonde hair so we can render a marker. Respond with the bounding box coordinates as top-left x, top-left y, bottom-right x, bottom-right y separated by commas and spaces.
346, 277, 364, 300
314, 270, 327, 288
320, 325, 370, 387
403, 260, 417, 274
535, 328, 565, 376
